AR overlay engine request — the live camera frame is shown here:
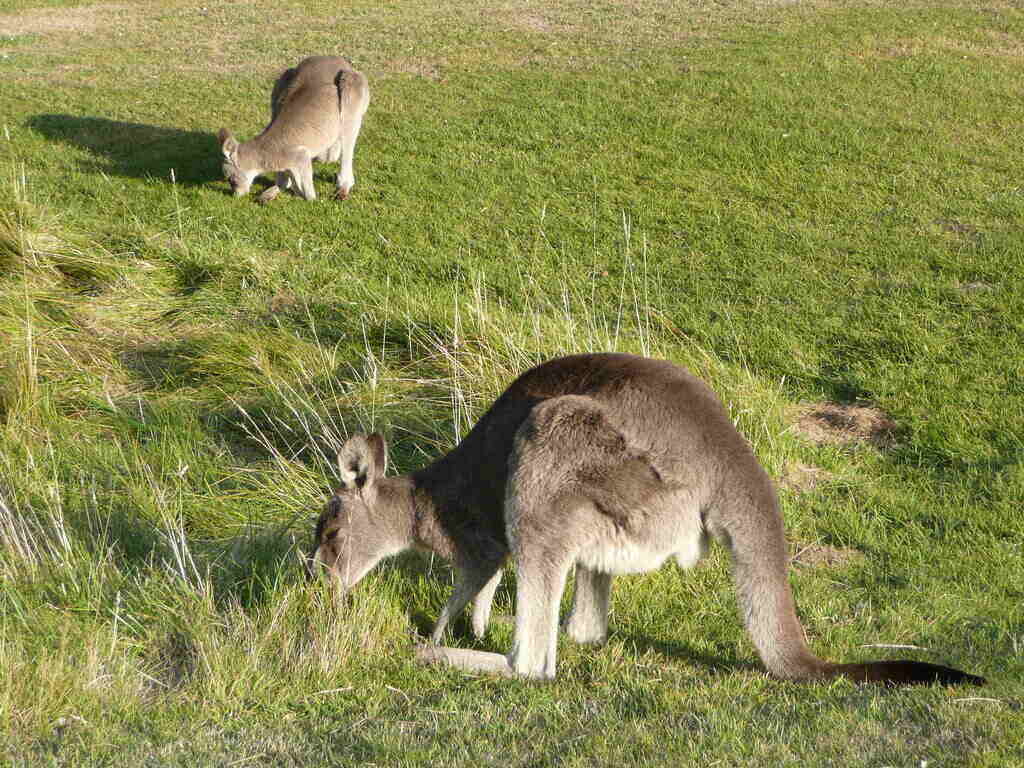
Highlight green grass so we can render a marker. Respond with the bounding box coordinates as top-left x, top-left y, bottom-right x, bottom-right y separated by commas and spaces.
1, 0, 1023, 764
